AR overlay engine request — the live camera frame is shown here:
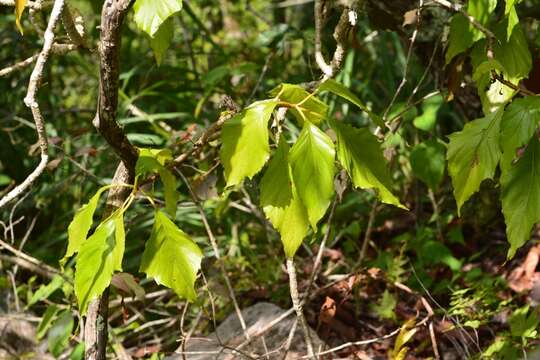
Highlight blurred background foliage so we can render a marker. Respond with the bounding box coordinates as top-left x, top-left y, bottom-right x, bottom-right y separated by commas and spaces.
1, 0, 540, 358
